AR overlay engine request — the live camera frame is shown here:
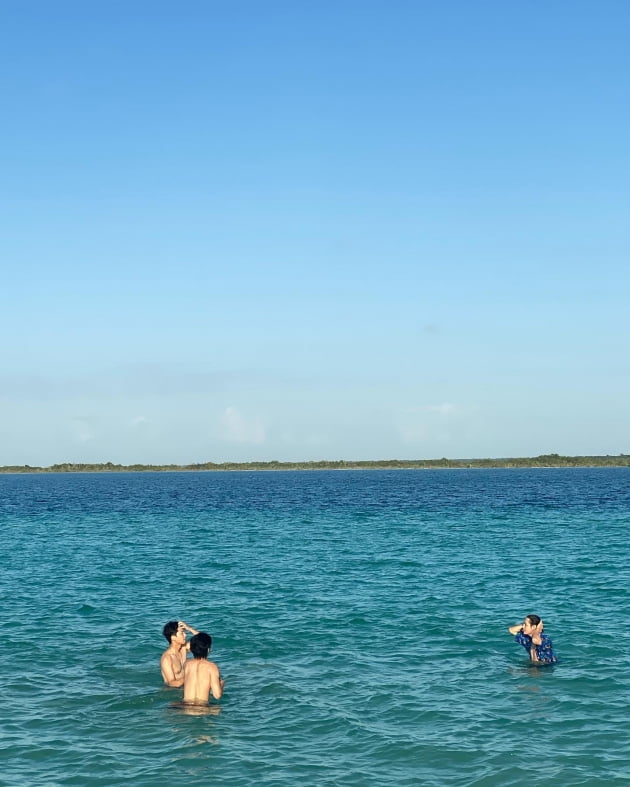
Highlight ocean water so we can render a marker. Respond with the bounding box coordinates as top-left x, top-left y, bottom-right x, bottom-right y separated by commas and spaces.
1, 468, 630, 786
